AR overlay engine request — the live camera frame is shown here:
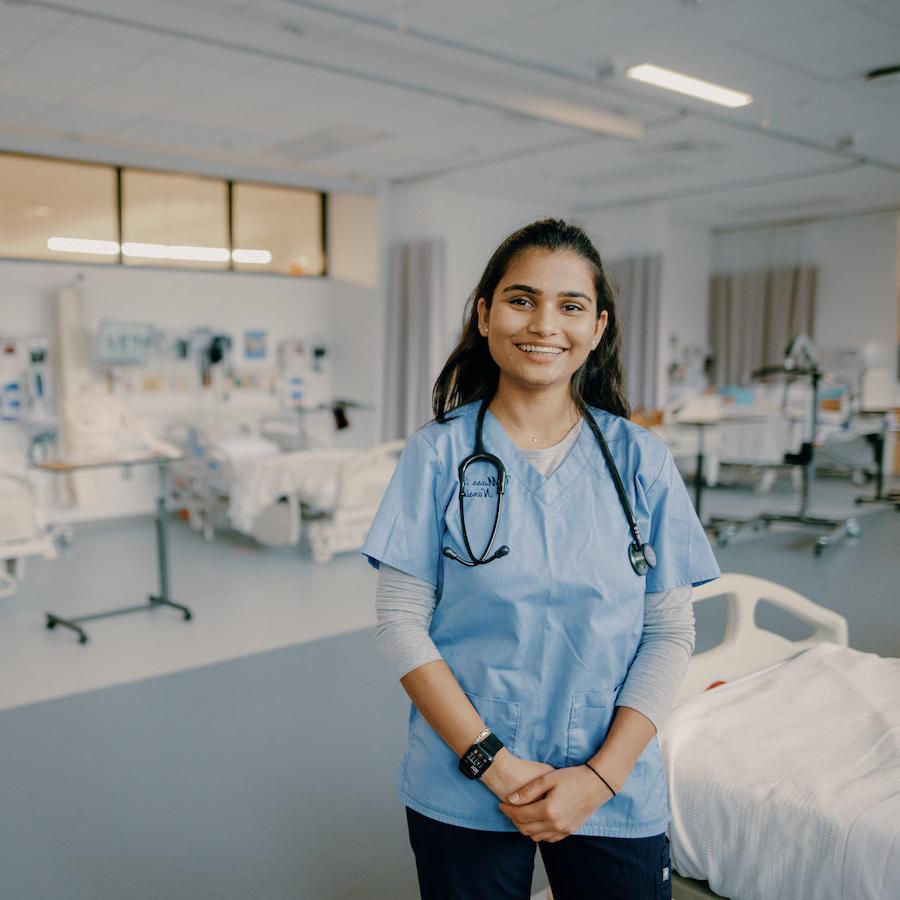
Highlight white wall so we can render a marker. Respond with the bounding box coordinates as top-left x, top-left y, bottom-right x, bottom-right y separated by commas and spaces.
578, 202, 670, 260
667, 221, 714, 355
815, 212, 898, 378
